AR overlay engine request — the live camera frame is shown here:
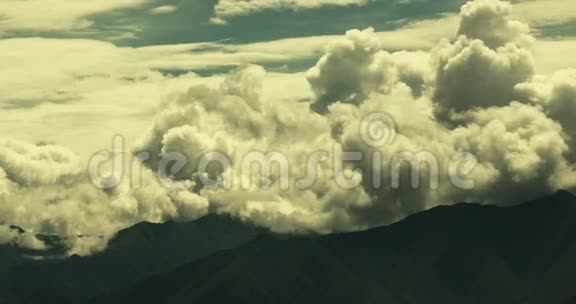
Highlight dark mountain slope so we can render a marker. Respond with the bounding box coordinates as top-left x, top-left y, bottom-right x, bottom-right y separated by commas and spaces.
0, 225, 70, 271
113, 190, 576, 304
1, 214, 269, 303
